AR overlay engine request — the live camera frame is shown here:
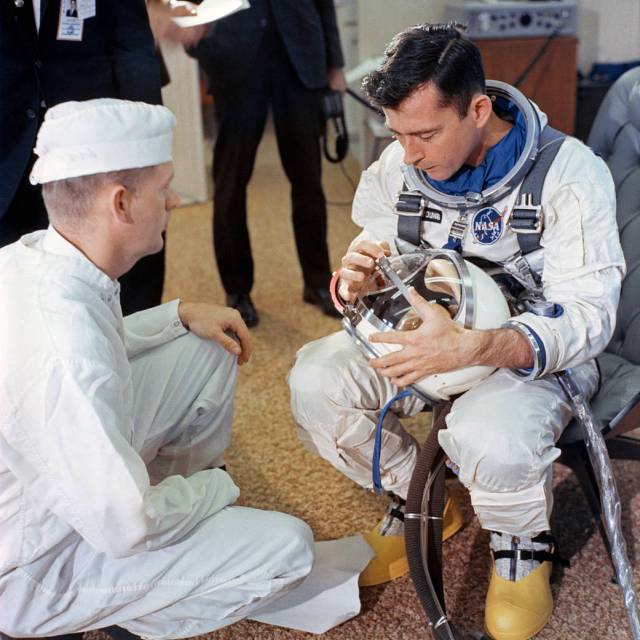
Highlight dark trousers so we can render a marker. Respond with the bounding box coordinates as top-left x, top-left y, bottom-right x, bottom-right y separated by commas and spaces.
212, 33, 331, 295
0, 161, 165, 316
